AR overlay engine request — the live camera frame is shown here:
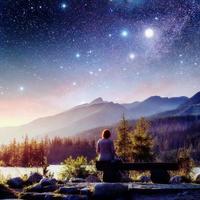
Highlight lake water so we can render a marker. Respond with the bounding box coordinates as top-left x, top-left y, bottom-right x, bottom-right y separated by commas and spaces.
0, 165, 64, 179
